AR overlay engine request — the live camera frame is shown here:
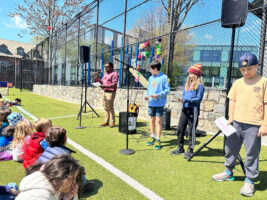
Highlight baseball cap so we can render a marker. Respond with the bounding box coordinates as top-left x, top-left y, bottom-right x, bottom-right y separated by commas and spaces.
238, 53, 258, 68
